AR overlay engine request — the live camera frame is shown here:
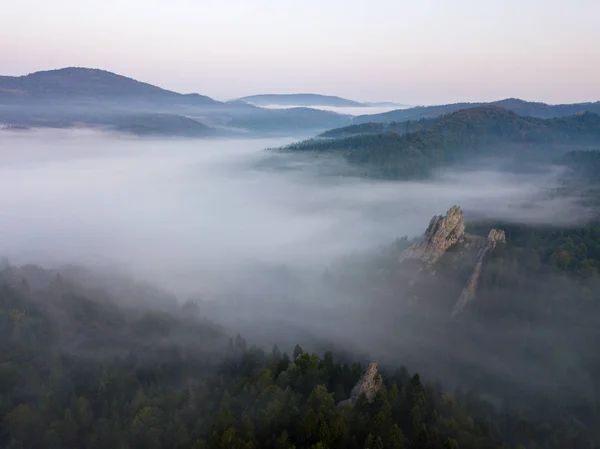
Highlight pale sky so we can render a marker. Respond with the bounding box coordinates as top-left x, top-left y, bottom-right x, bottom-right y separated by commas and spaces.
1, 0, 599, 104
